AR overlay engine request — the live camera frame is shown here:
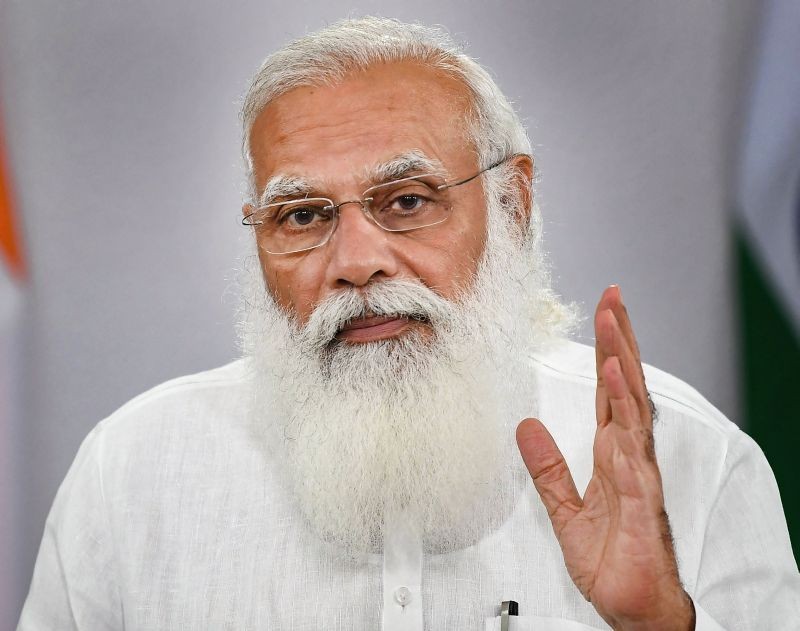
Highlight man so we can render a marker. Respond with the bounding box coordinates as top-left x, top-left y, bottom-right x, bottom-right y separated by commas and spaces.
18, 16, 799, 630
